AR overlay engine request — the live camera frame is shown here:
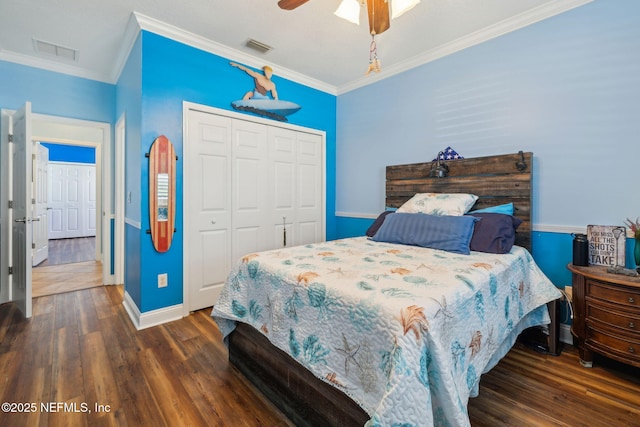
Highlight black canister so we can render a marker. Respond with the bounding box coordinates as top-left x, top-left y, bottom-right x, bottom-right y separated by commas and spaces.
572, 233, 589, 266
